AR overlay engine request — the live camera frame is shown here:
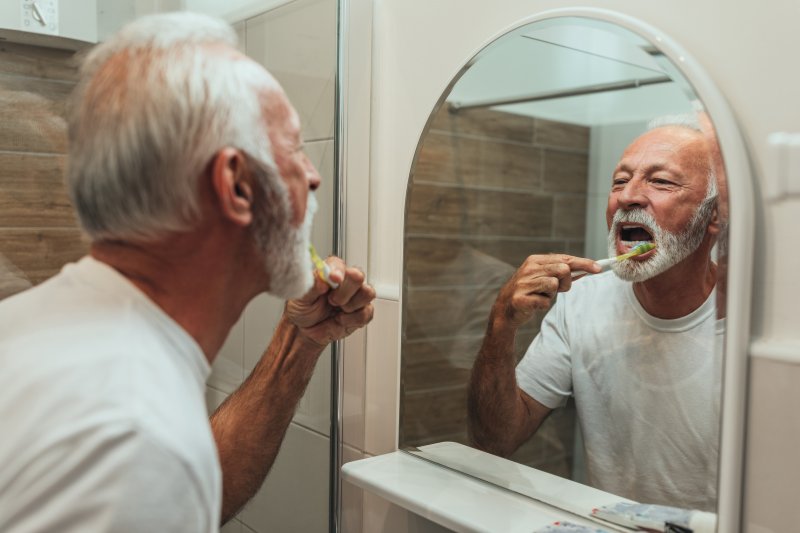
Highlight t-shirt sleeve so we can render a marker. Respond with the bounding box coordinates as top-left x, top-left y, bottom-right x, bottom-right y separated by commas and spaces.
515, 296, 574, 409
